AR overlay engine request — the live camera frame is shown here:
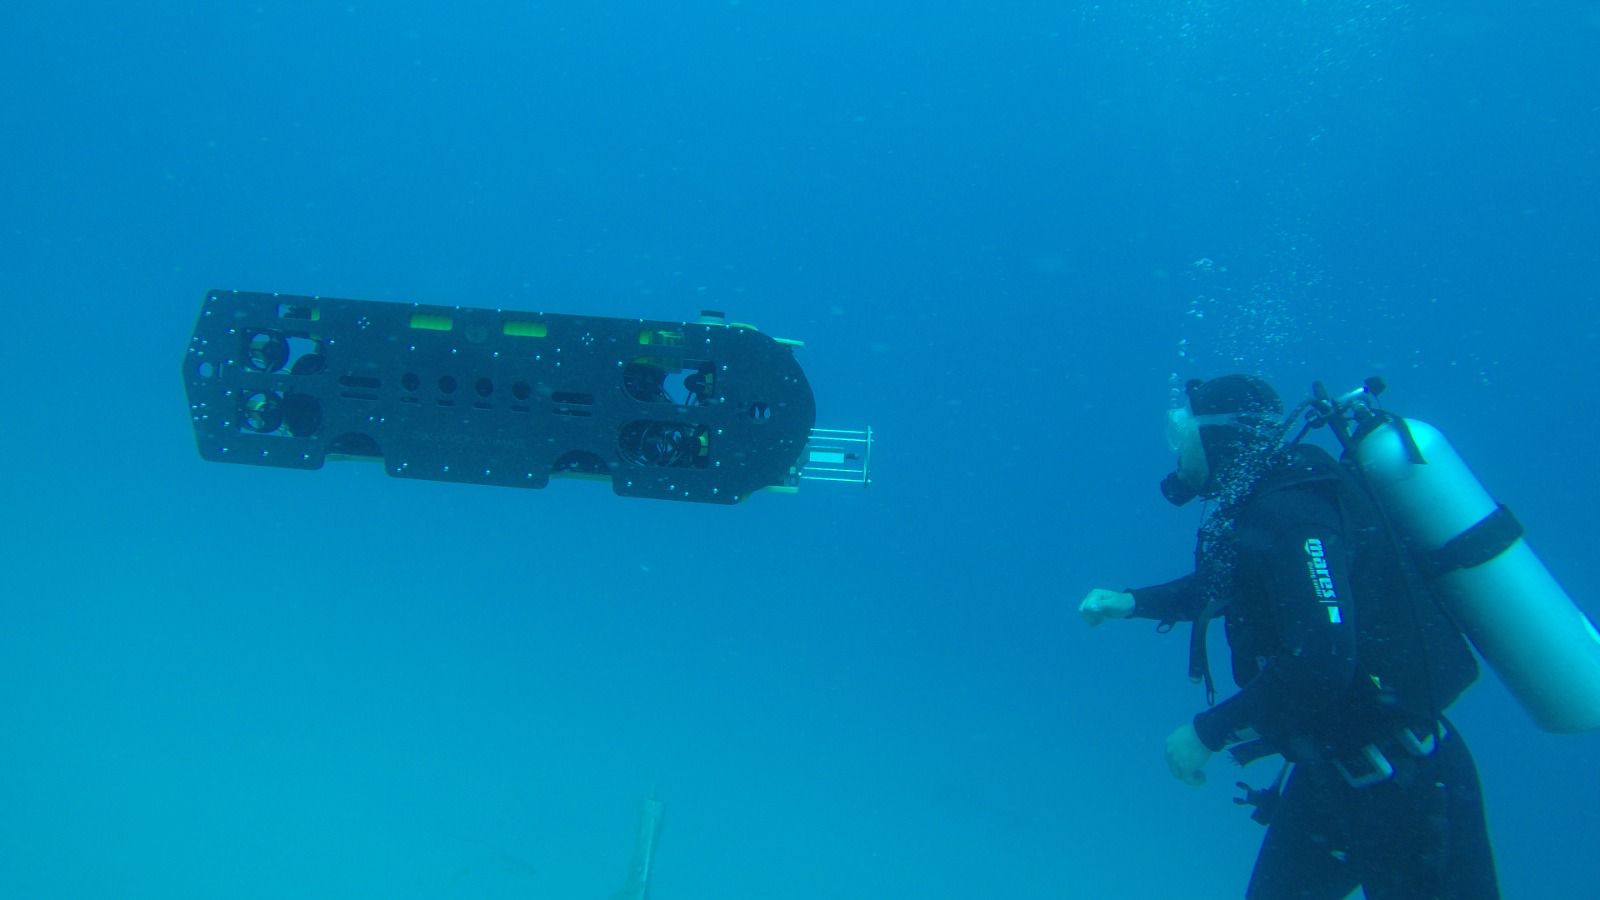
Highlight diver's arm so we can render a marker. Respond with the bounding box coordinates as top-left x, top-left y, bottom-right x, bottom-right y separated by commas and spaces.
1191, 491, 1360, 751
1128, 574, 1206, 625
